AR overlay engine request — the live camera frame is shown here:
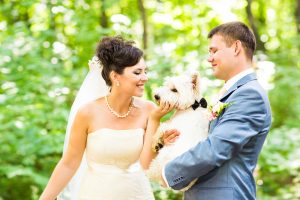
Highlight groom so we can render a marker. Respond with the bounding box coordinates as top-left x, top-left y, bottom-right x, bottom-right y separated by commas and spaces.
161, 21, 272, 199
